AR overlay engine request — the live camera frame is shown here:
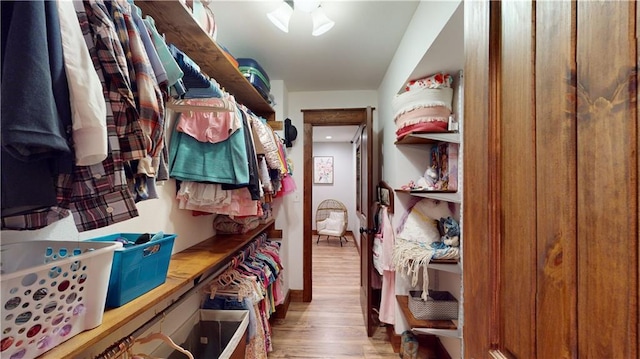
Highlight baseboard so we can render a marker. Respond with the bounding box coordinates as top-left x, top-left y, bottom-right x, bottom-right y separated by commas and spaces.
290, 289, 304, 302
386, 325, 401, 353
312, 230, 355, 235
272, 289, 291, 319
